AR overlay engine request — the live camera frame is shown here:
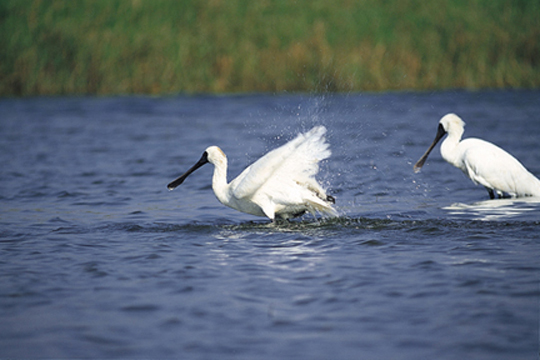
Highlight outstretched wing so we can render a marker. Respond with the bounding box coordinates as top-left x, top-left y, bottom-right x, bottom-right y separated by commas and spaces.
231, 126, 331, 199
